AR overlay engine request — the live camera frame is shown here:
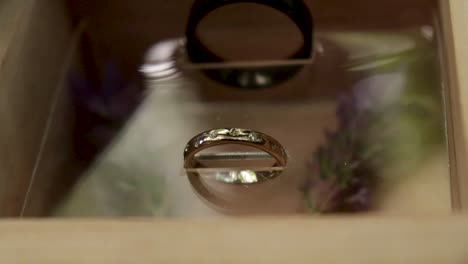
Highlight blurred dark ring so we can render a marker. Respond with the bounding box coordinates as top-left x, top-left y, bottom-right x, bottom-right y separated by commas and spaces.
185, 0, 314, 89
